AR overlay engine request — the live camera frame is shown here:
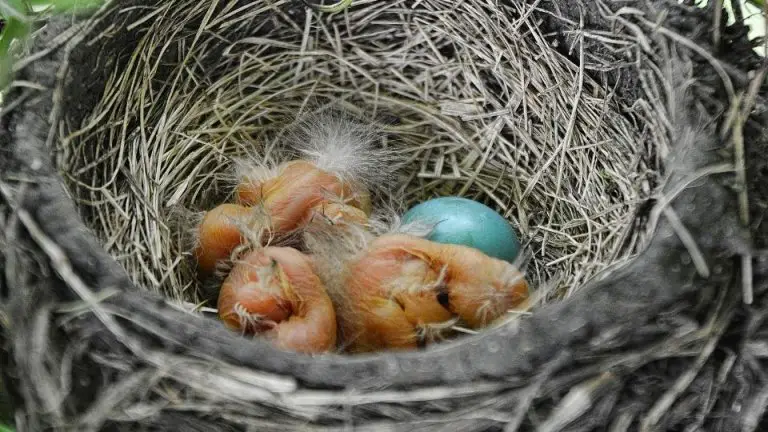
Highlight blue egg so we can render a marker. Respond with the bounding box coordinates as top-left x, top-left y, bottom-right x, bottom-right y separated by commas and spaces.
401, 196, 521, 263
